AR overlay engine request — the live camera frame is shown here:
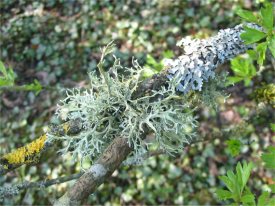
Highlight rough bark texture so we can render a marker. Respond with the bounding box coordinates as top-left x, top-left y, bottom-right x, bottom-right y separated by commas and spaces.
54, 137, 132, 205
